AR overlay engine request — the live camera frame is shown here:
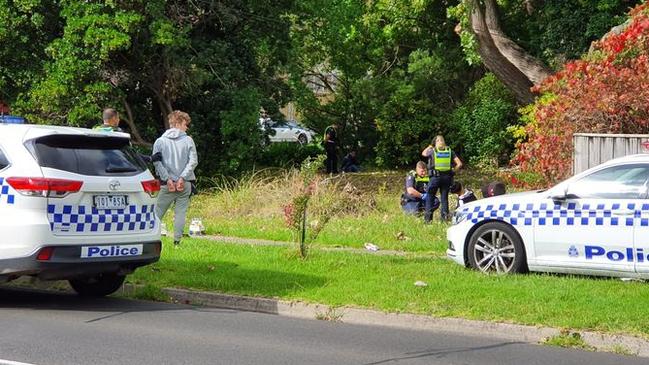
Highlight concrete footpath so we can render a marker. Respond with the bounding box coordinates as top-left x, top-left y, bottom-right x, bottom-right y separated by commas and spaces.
119, 284, 649, 358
